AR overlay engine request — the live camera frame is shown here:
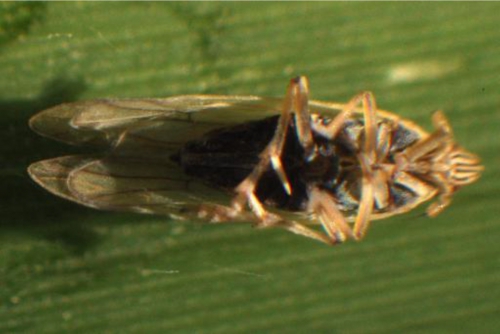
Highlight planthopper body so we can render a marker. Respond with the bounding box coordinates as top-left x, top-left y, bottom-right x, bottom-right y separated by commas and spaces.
28, 77, 483, 245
